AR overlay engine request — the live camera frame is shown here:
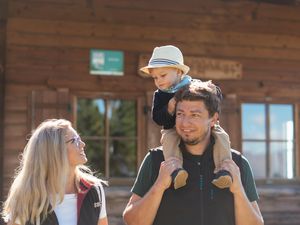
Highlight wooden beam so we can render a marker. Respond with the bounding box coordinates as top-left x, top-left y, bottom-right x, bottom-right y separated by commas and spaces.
0, 0, 8, 203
